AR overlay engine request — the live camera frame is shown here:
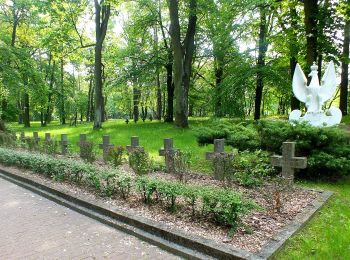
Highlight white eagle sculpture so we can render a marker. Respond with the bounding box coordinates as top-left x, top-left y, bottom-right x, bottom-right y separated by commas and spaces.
289, 61, 342, 127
